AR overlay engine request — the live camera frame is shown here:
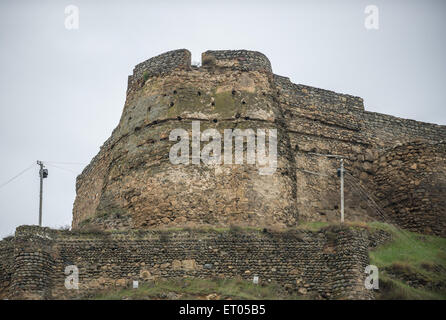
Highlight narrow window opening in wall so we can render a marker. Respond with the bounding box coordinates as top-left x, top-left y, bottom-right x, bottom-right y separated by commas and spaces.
170, 102, 175, 107
173, 90, 177, 94
232, 90, 236, 95
197, 91, 201, 96
148, 107, 151, 112
334, 205, 338, 210
212, 119, 218, 123
128, 117, 132, 121
211, 101, 215, 106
